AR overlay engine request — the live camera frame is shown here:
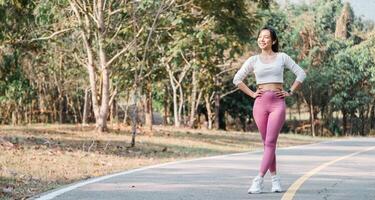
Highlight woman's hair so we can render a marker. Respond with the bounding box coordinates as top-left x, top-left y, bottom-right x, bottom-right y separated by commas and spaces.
258, 26, 279, 52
